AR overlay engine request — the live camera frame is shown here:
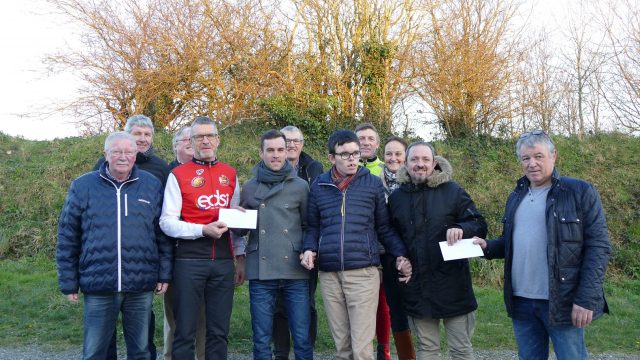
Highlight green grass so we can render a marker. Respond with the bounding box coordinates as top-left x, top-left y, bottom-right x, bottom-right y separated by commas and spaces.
1, 257, 639, 355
